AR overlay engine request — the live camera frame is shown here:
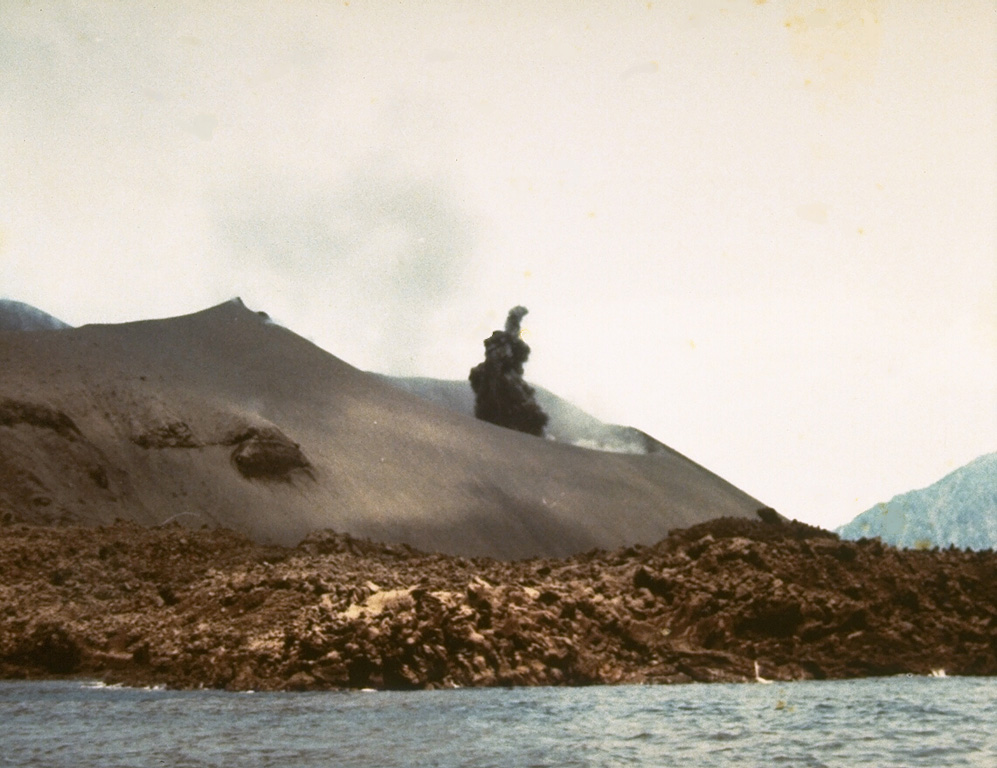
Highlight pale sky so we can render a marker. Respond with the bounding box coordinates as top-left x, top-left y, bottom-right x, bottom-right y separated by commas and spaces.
2, 1, 994, 530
